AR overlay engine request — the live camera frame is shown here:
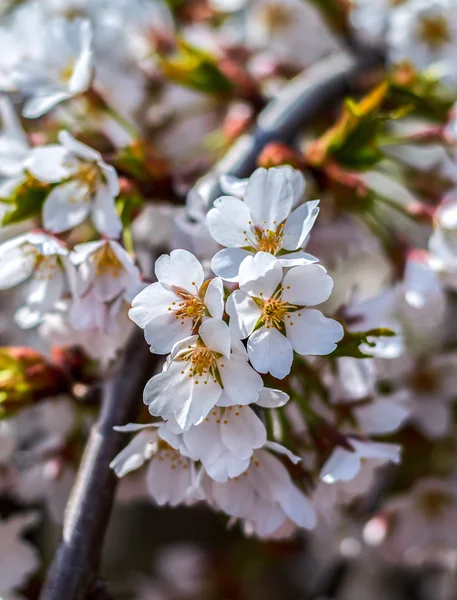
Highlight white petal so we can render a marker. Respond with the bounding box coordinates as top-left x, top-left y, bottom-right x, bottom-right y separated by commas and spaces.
350, 439, 402, 463
174, 377, 222, 430
129, 283, 178, 328
278, 251, 319, 268
281, 264, 334, 306
0, 243, 34, 289
204, 277, 224, 319
320, 447, 361, 483
243, 168, 293, 229
68, 20, 93, 94
355, 399, 409, 435
113, 423, 159, 432
58, 130, 101, 162
42, 181, 91, 233
25, 145, 74, 182
199, 318, 231, 358
144, 312, 193, 354
207, 196, 253, 247
247, 326, 293, 380
183, 415, 224, 464
219, 174, 248, 198
239, 252, 283, 299
285, 309, 343, 356
218, 356, 263, 405
144, 366, 190, 418
282, 200, 320, 251
221, 406, 266, 459
205, 452, 250, 483
226, 290, 261, 339
91, 183, 122, 238
280, 485, 316, 530
155, 249, 204, 294
256, 388, 289, 408
22, 91, 72, 119
264, 441, 301, 464
110, 430, 157, 477
211, 247, 252, 282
